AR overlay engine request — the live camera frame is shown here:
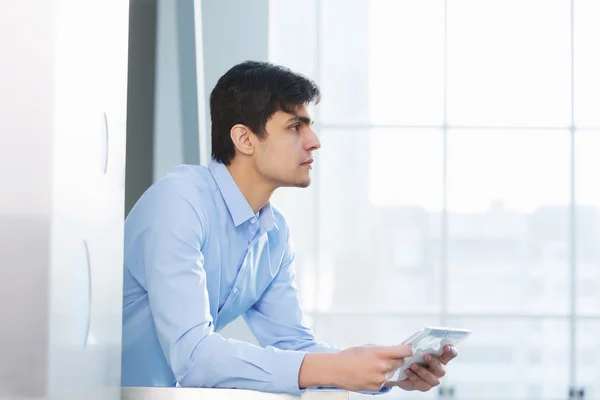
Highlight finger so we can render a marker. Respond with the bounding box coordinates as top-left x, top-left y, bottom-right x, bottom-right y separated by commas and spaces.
439, 345, 459, 365
423, 354, 446, 378
409, 362, 441, 388
405, 369, 431, 392
379, 345, 414, 359
404, 369, 419, 388
383, 380, 399, 388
